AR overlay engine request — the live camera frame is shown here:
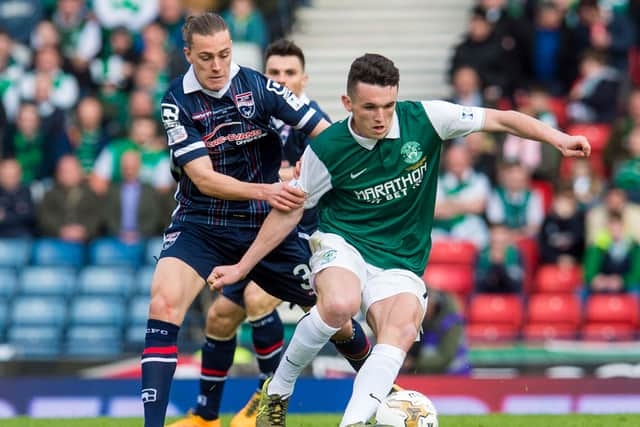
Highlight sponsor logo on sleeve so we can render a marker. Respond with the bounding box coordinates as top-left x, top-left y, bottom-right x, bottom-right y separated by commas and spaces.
460, 107, 475, 122
167, 126, 188, 145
